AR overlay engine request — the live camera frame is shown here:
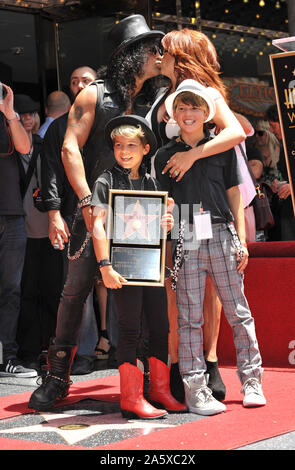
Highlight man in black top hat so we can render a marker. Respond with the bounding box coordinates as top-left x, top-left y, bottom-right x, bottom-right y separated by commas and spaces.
28, 14, 164, 411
